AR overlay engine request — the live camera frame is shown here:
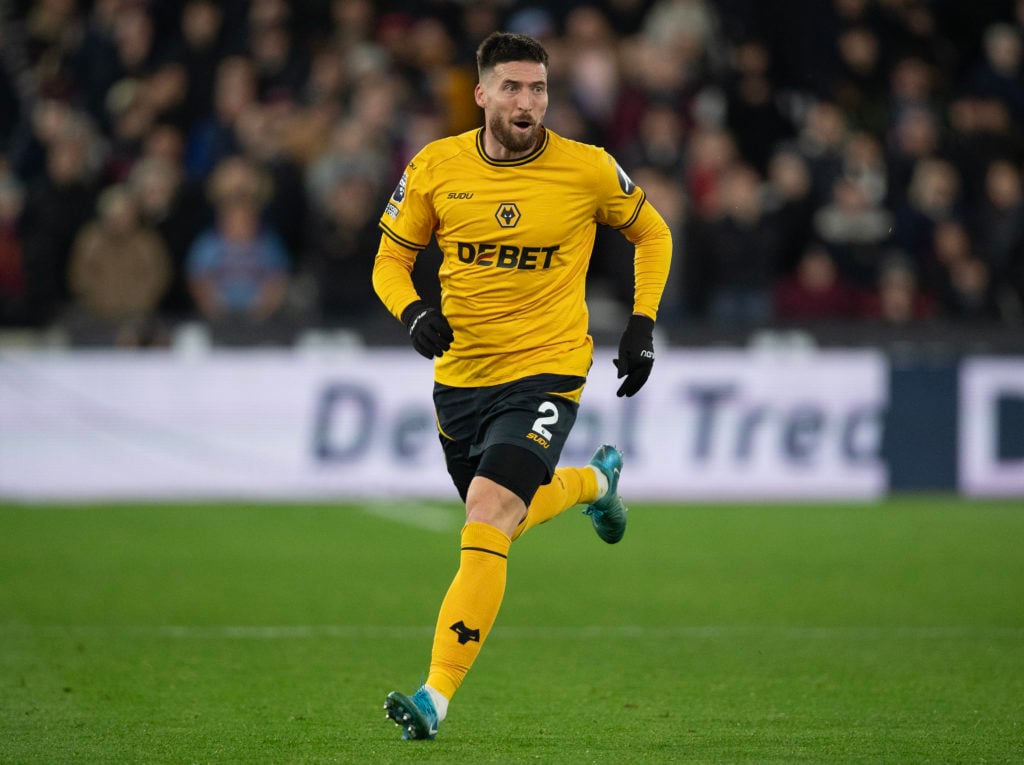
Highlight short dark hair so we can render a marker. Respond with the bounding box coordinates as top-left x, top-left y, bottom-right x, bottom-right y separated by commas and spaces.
476, 32, 549, 78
